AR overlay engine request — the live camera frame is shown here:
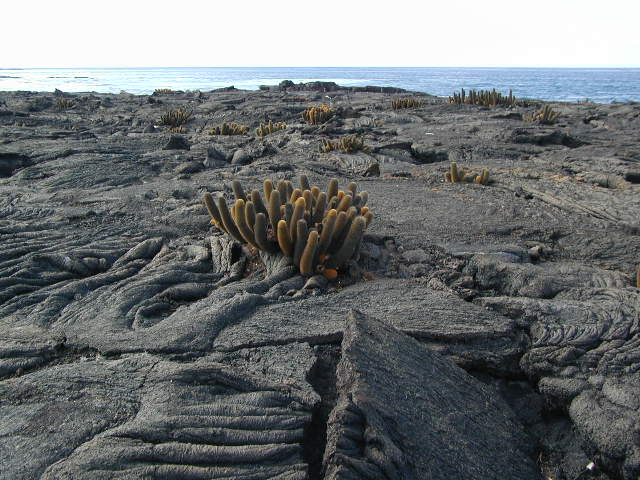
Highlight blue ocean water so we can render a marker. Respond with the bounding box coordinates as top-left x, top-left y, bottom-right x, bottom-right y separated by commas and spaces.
1, 67, 639, 103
